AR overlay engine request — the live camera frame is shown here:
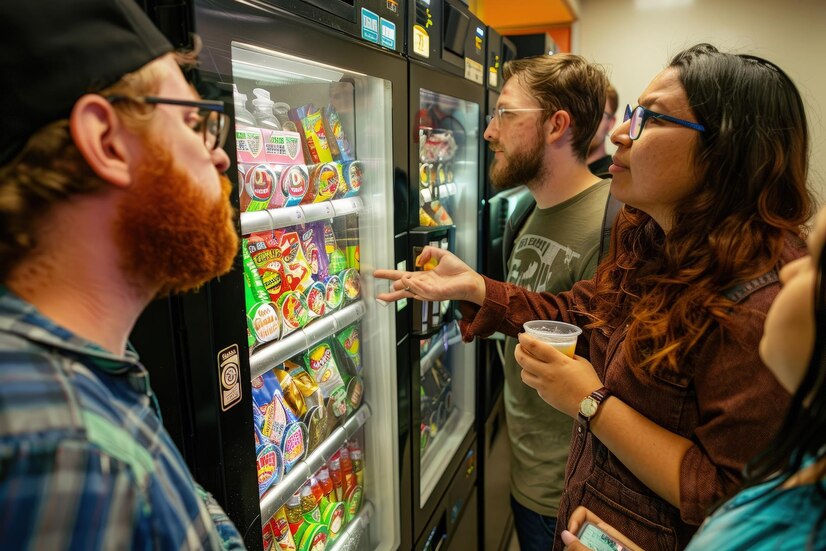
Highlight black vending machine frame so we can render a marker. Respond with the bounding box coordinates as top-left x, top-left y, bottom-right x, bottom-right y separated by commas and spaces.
405, 43, 485, 551
132, 1, 410, 549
